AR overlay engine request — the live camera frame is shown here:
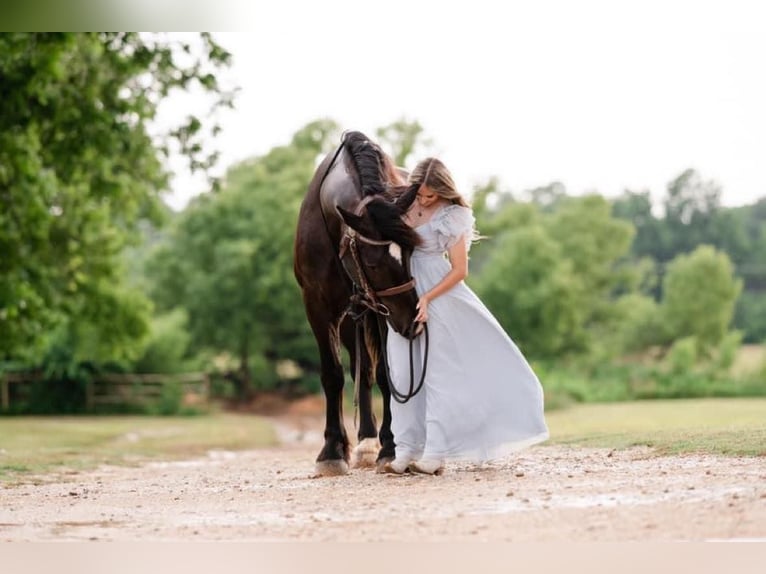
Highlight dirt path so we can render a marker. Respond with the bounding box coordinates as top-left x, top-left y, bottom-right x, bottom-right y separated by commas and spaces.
1, 410, 765, 541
